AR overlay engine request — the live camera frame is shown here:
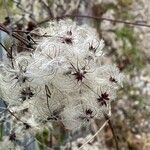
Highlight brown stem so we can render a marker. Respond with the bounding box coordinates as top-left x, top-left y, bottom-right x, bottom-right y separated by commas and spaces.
104, 113, 119, 150
64, 15, 150, 28
45, 85, 52, 115
0, 23, 34, 48
2, 100, 29, 125
38, 14, 150, 28
0, 42, 14, 68
38, 0, 53, 18
0, 42, 11, 56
